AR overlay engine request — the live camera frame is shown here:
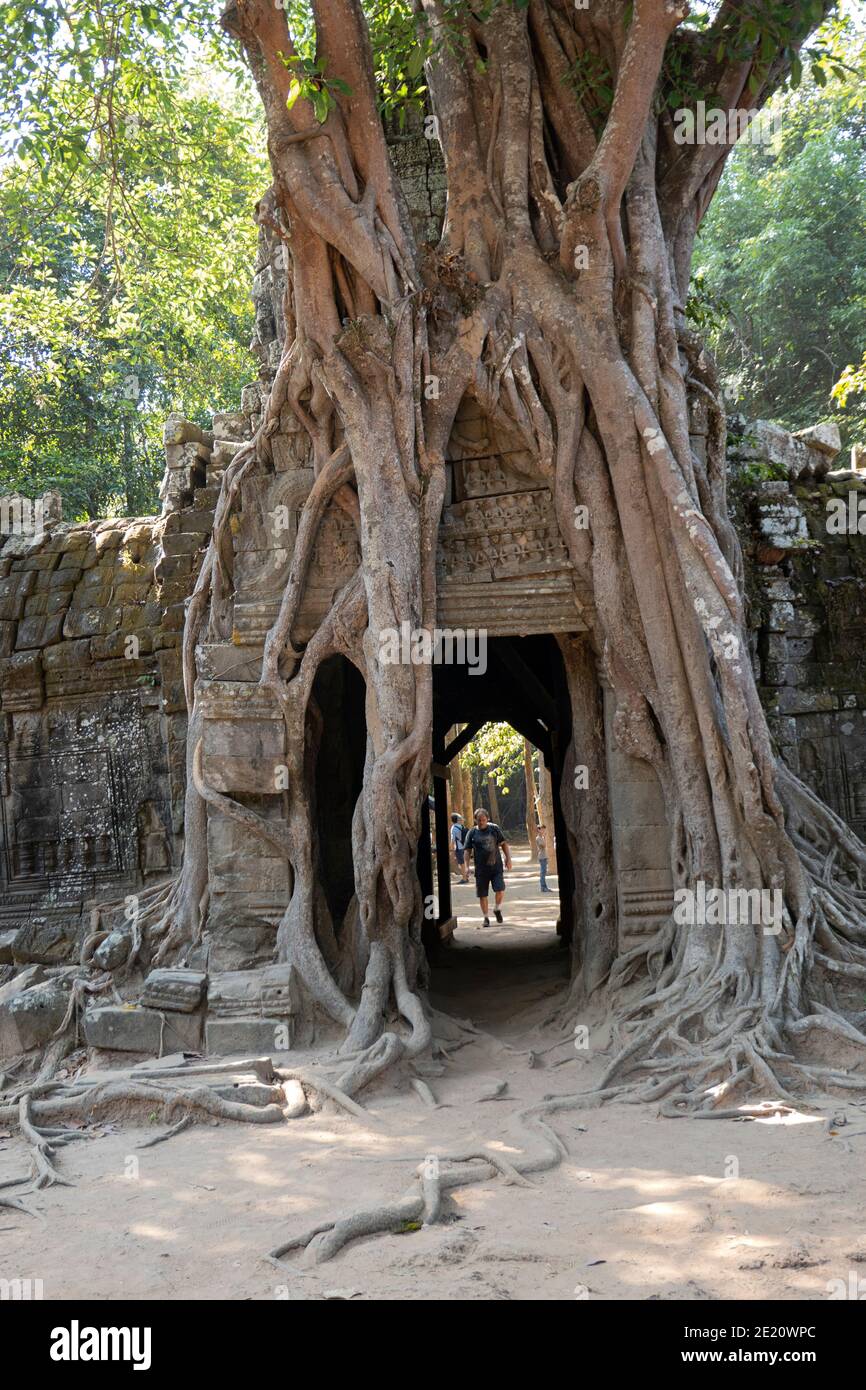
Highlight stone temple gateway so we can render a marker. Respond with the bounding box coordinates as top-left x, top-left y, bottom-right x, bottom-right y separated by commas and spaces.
1, 161, 865, 1063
